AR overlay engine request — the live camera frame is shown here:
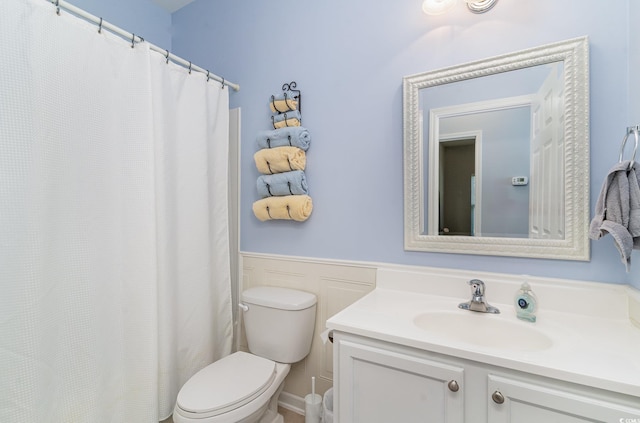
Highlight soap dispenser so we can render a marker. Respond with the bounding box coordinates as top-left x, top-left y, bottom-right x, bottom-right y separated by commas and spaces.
514, 281, 537, 322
